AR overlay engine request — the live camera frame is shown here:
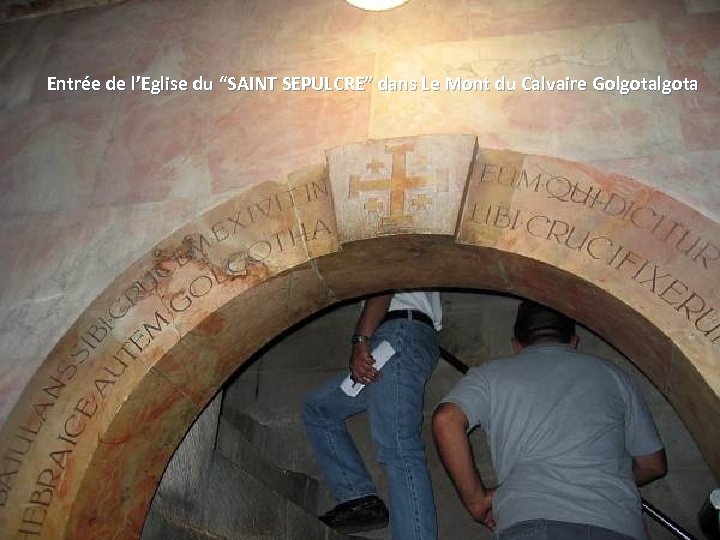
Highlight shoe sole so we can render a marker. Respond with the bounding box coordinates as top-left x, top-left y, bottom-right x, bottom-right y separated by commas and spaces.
335, 517, 389, 534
